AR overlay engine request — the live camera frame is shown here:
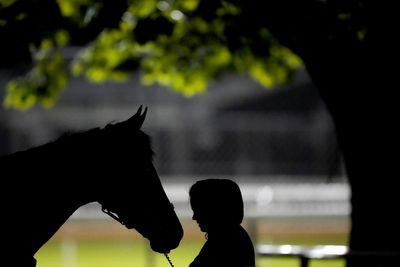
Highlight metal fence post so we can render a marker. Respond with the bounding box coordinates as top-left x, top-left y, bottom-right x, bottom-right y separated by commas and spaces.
300, 256, 309, 267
